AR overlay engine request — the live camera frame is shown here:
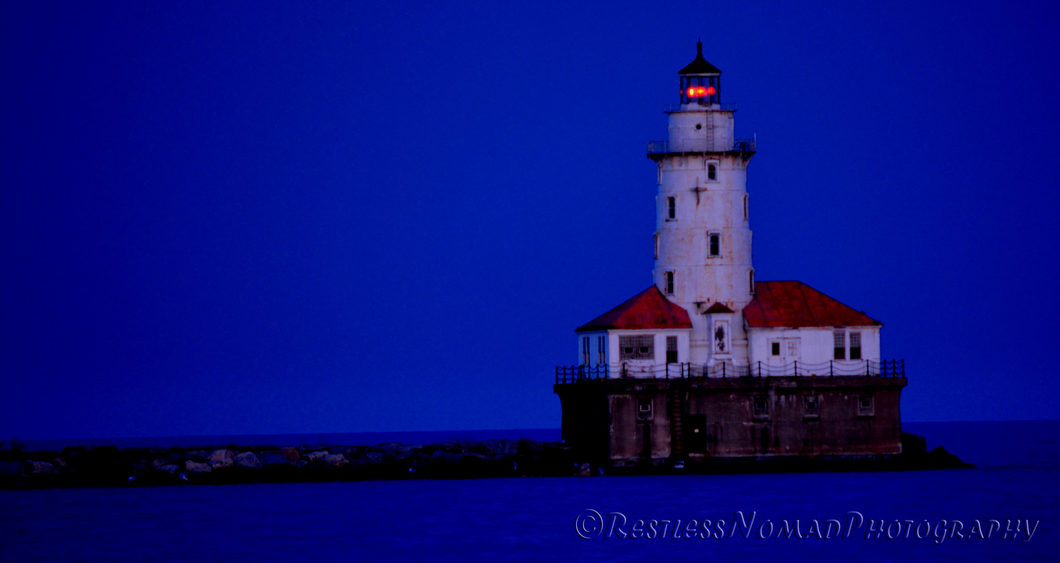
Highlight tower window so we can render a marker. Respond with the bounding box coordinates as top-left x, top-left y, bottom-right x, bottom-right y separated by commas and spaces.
653, 233, 659, 260
619, 335, 654, 360
667, 196, 676, 220
707, 163, 718, 181
749, 269, 755, 294
743, 194, 749, 220
833, 330, 845, 360
666, 336, 678, 364
850, 332, 862, 360
665, 271, 674, 294
597, 336, 606, 364
708, 232, 720, 257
